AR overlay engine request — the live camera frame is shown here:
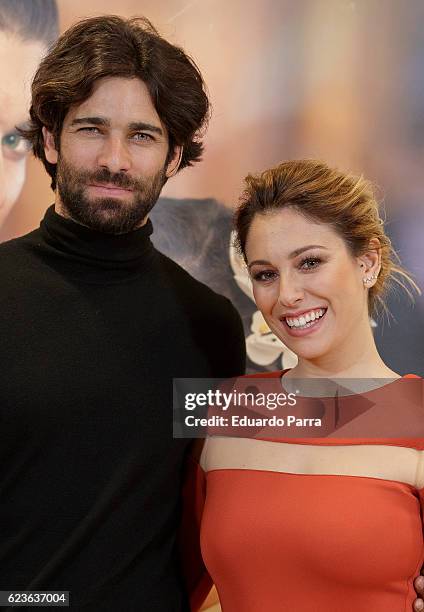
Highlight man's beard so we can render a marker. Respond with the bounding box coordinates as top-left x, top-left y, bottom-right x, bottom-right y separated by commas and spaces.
56, 156, 166, 234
